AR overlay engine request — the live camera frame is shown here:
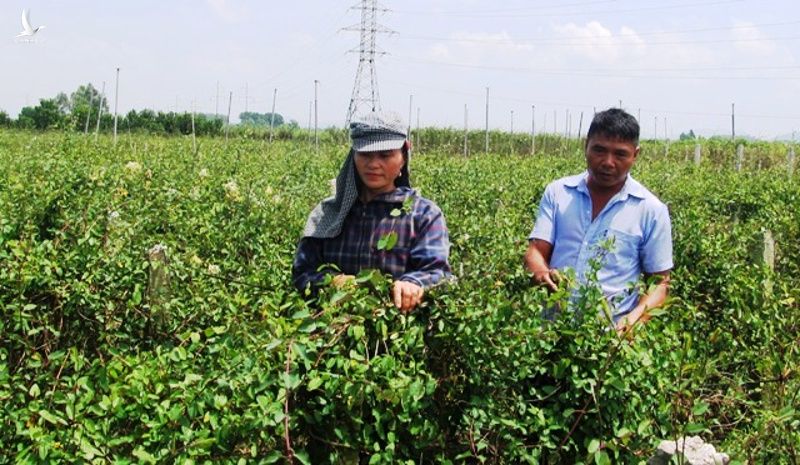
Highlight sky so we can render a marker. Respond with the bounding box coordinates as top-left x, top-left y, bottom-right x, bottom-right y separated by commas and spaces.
2, 0, 799, 140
